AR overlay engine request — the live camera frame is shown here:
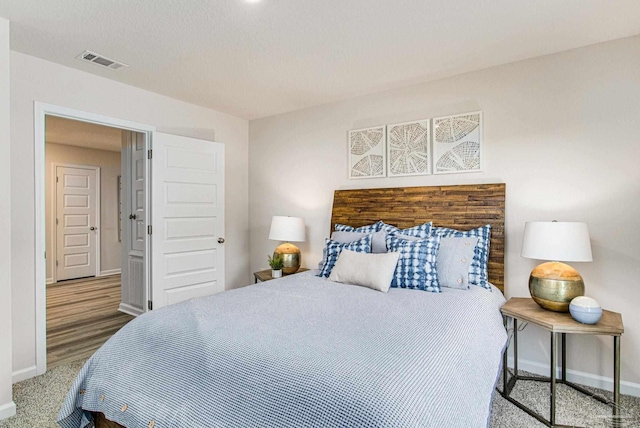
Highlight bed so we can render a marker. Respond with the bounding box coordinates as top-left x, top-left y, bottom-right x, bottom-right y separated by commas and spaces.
58, 183, 507, 428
